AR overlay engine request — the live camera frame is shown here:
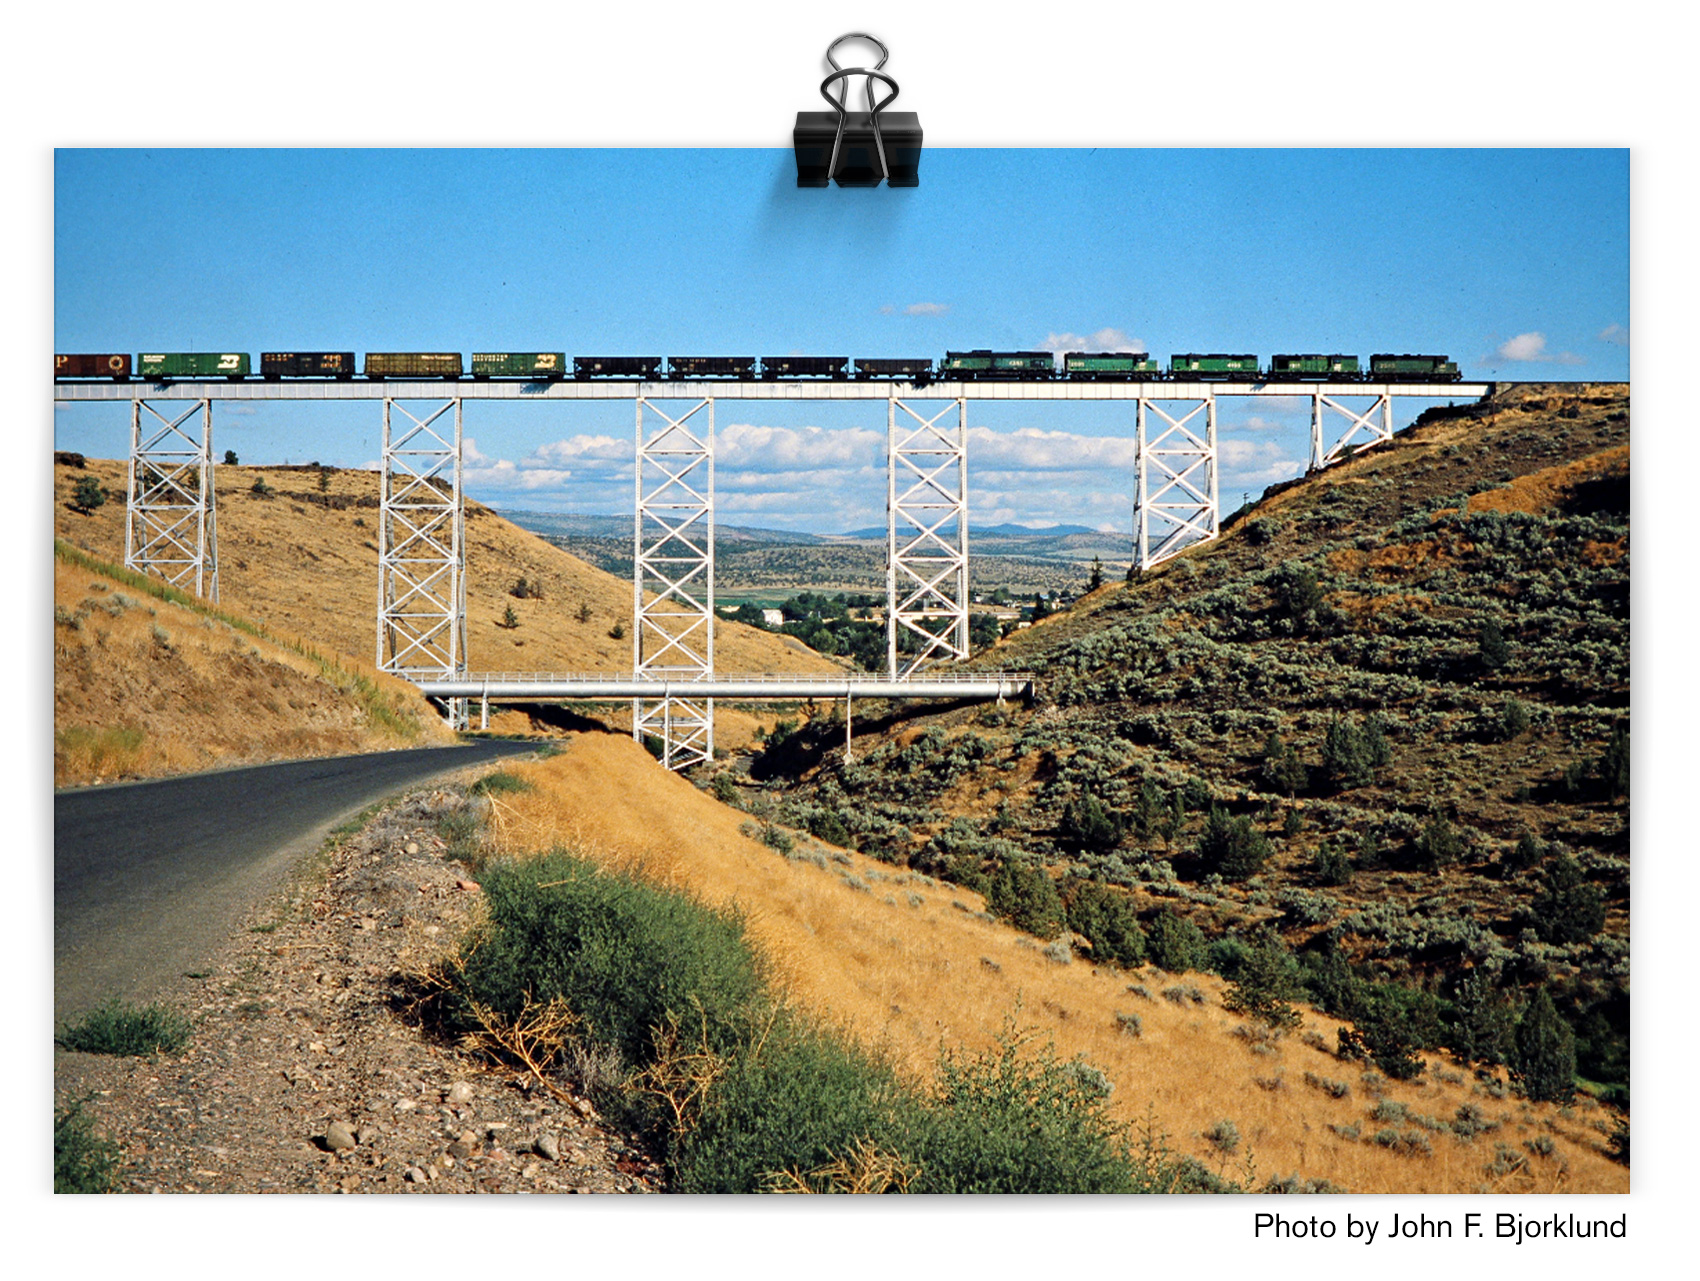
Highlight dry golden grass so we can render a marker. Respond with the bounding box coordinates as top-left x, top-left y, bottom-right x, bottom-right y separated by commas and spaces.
484, 733, 1629, 1195
53, 550, 455, 786
53, 458, 839, 680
